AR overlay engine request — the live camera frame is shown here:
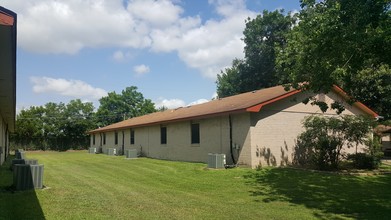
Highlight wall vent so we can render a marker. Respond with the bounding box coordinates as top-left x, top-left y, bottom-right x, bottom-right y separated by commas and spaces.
207, 153, 226, 169
125, 149, 137, 159
13, 164, 44, 190
89, 147, 97, 154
